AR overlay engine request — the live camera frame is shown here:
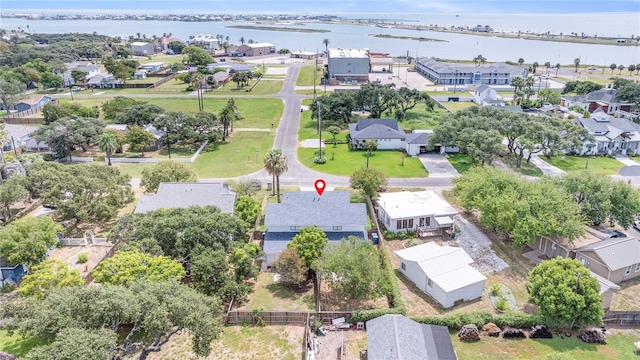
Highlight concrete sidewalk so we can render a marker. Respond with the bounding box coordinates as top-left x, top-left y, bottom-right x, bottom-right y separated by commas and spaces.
614, 154, 639, 167
529, 154, 566, 176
